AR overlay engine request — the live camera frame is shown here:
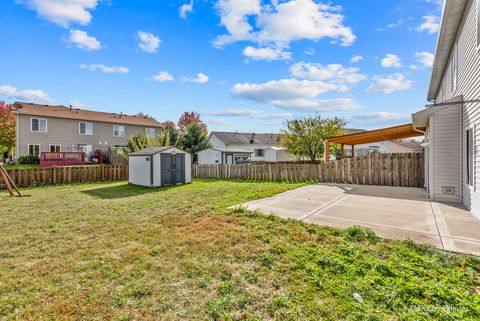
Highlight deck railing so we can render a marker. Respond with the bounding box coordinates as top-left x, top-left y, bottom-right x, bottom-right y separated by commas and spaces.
40, 152, 86, 167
